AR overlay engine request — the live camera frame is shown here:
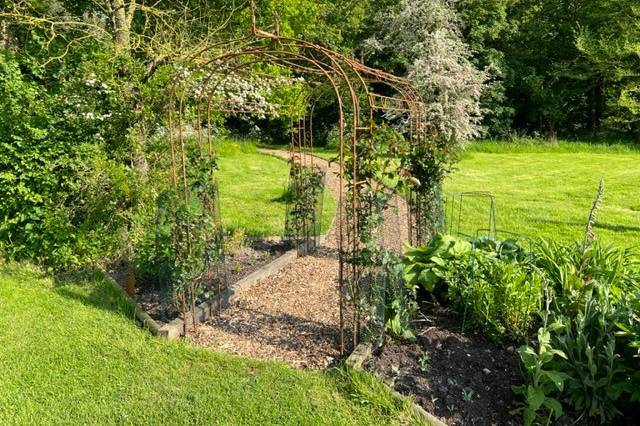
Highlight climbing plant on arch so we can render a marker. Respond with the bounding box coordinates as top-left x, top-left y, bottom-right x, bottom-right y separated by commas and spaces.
164, 16, 439, 353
